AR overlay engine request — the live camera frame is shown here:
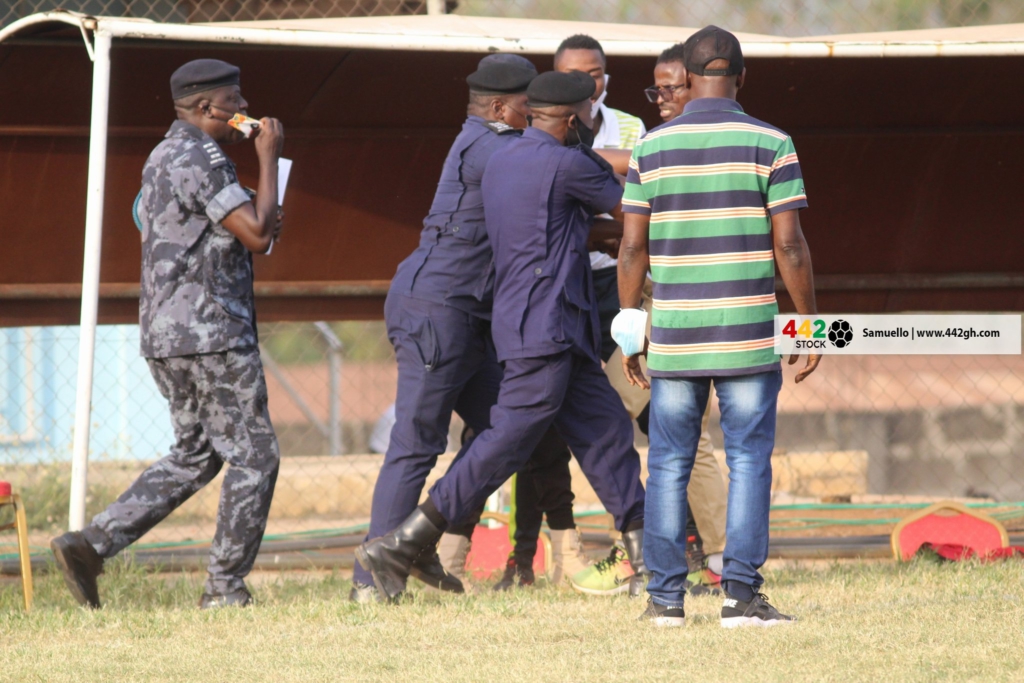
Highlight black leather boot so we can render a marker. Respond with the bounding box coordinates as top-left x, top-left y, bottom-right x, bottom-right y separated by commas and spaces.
410, 547, 465, 594
50, 531, 104, 609
356, 508, 444, 601
622, 527, 650, 599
